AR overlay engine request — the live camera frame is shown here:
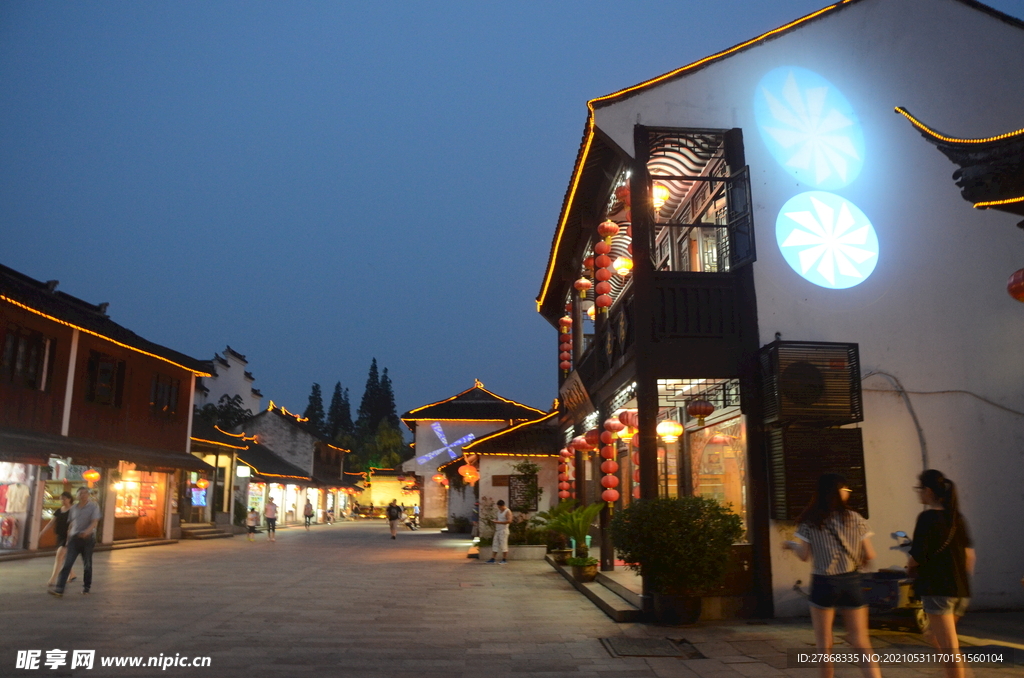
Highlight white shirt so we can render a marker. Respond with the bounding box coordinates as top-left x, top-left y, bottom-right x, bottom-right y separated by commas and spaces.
494, 507, 512, 533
